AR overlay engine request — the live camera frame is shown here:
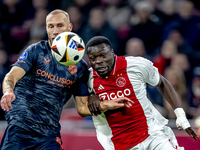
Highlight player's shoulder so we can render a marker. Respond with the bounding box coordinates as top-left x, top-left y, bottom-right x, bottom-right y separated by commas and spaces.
125, 56, 152, 63
88, 67, 93, 72
124, 56, 156, 75
77, 59, 89, 70
25, 40, 49, 53
88, 67, 94, 79
74, 59, 89, 76
125, 56, 153, 67
80, 59, 88, 66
